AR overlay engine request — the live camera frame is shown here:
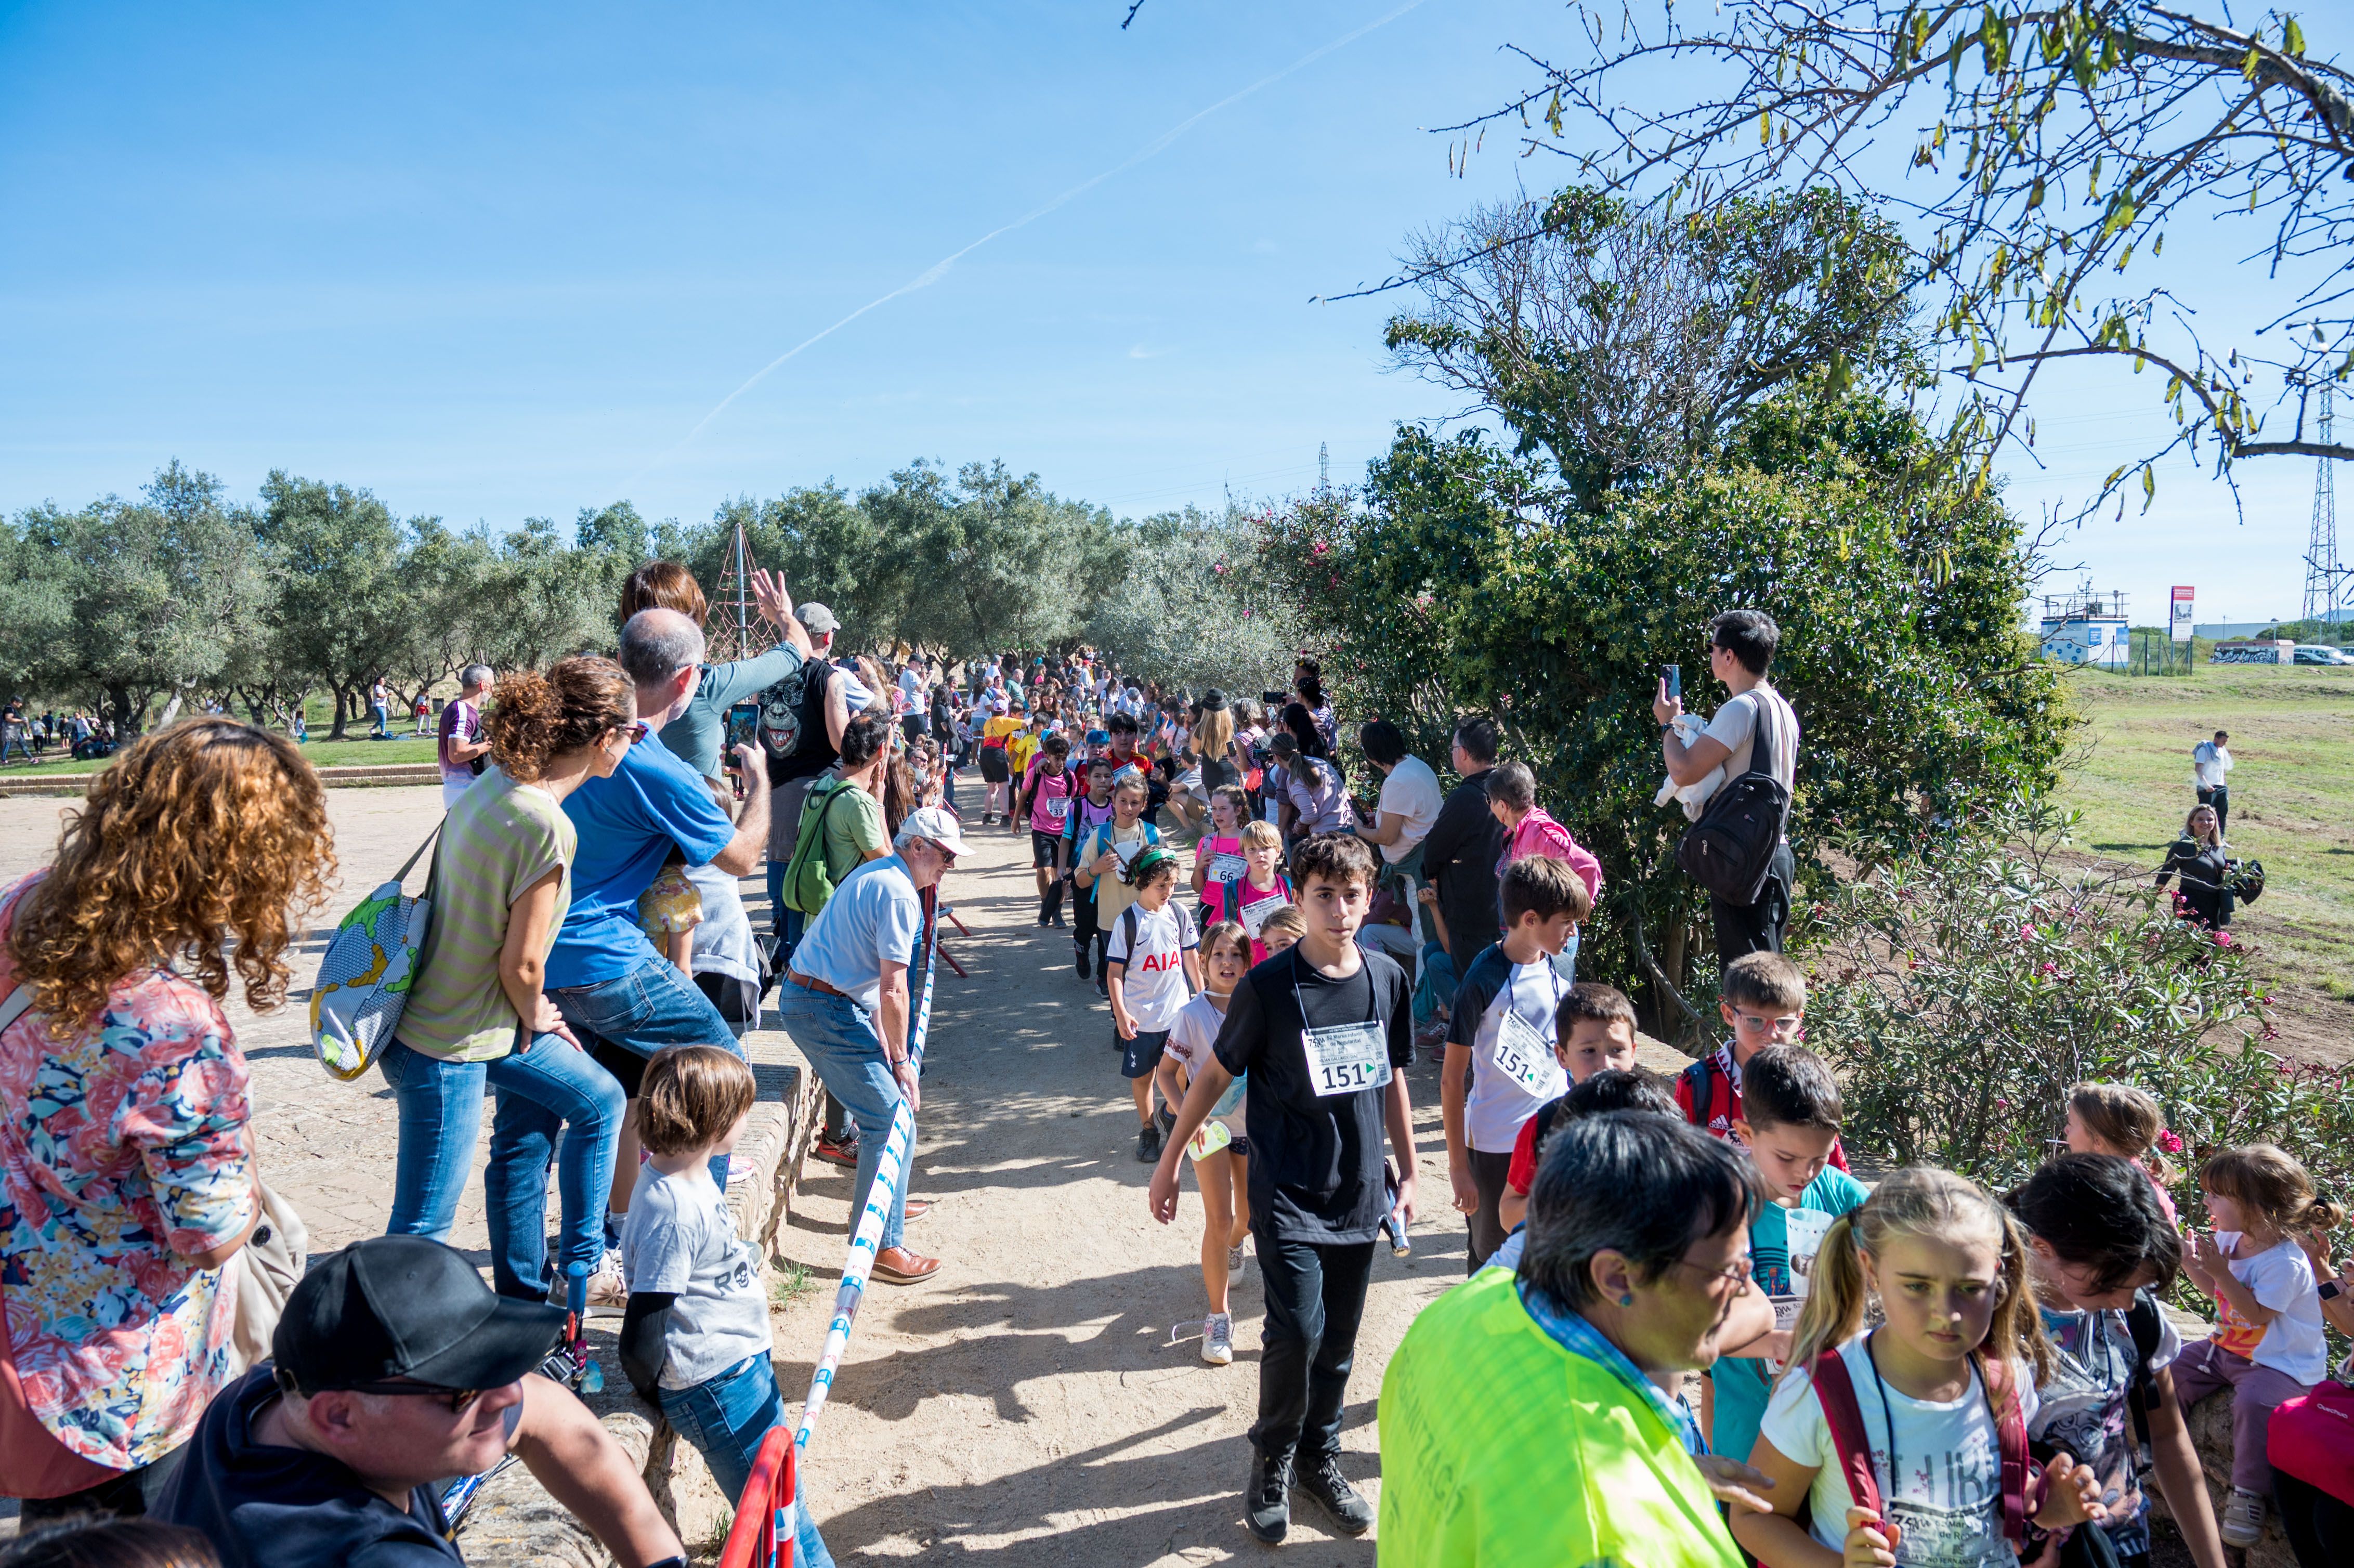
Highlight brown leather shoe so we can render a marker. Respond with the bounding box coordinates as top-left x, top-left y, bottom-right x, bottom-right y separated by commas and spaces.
871, 1245, 941, 1285
902, 1198, 931, 1221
